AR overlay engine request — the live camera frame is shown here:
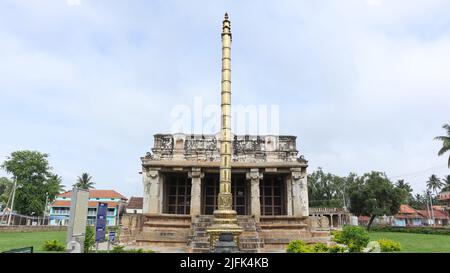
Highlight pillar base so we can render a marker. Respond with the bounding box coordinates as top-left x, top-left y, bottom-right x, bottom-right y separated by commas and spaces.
206, 209, 242, 251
